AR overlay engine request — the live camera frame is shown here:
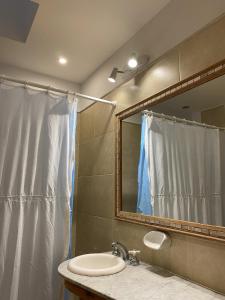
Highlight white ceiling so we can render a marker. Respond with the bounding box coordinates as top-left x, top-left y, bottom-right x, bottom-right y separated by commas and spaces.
0, 0, 170, 83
